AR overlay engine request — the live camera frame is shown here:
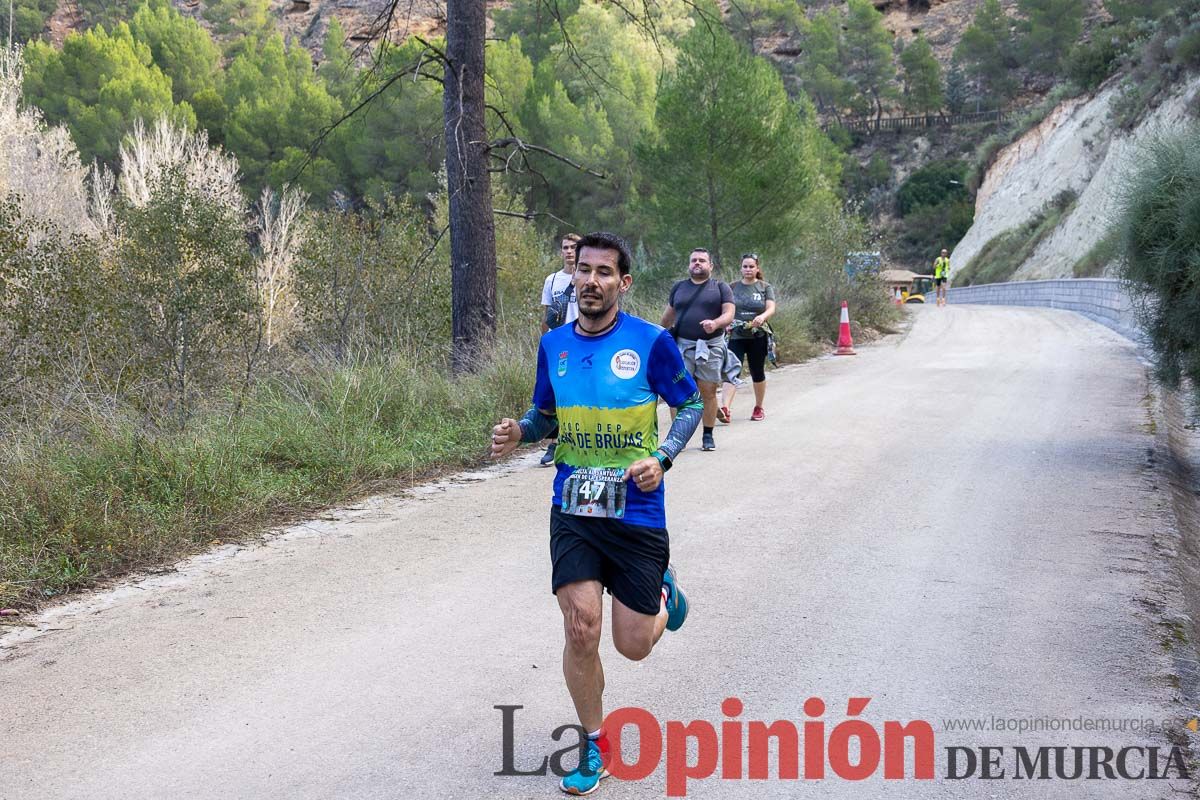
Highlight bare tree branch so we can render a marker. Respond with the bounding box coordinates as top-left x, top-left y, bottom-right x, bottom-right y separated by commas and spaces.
494, 208, 574, 227
486, 137, 606, 179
